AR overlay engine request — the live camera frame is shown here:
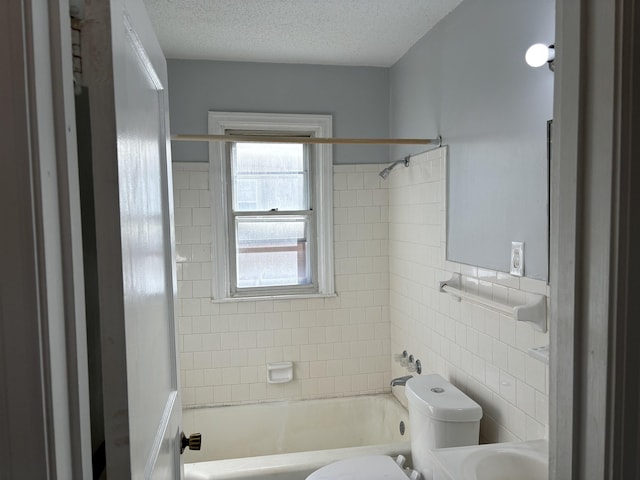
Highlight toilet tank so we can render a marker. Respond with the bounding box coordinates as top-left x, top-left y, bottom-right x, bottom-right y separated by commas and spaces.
405, 374, 482, 473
